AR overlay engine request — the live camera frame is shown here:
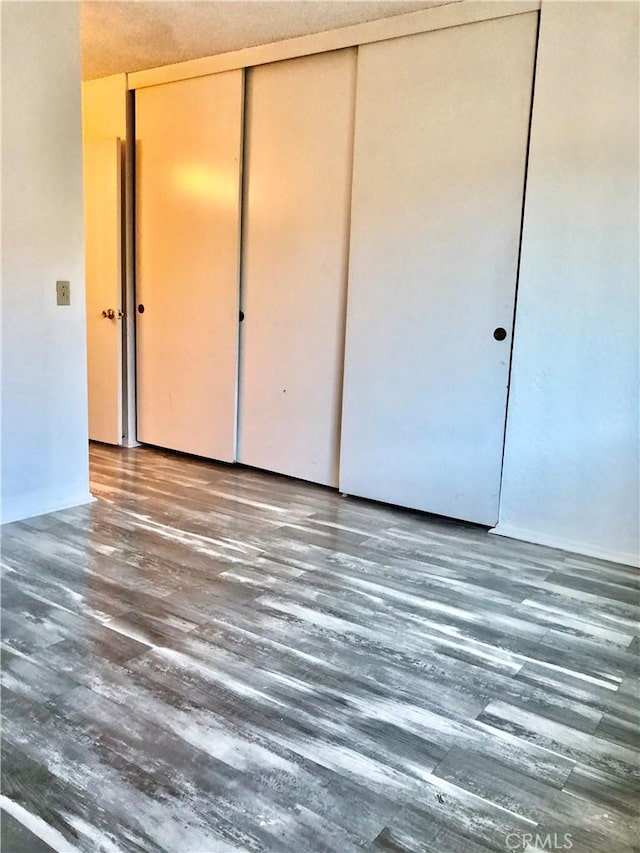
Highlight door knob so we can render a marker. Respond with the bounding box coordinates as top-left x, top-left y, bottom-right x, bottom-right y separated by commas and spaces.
493, 327, 507, 341
137, 304, 145, 314
102, 308, 116, 319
